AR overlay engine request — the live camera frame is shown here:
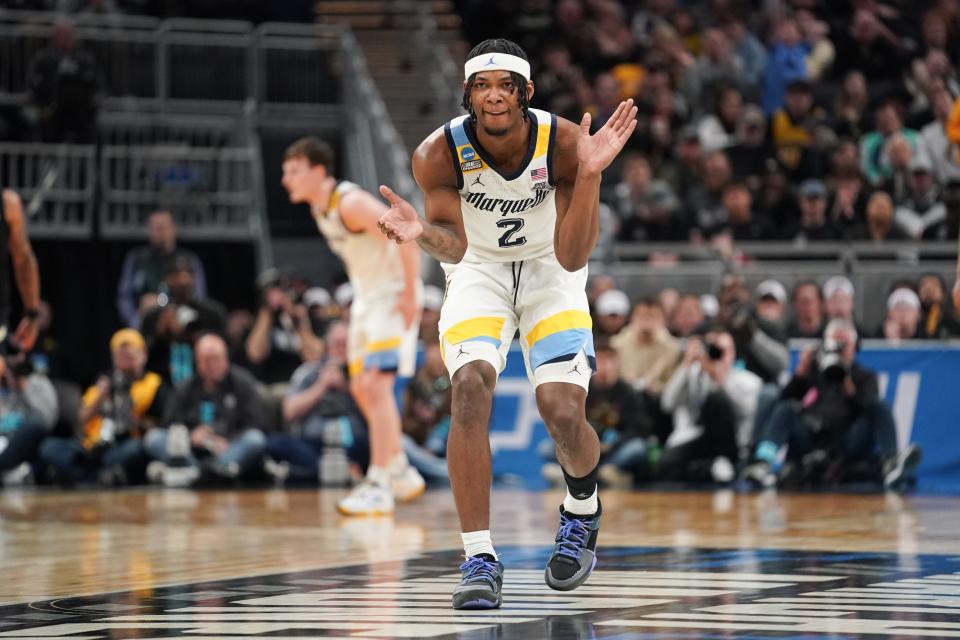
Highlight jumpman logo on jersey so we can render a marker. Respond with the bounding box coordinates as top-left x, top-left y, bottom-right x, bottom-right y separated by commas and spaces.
471, 175, 485, 187
484, 55, 497, 67
457, 345, 470, 359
